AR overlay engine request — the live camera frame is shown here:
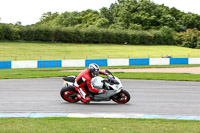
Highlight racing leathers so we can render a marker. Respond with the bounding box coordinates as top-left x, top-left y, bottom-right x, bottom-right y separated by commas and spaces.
74, 68, 106, 103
